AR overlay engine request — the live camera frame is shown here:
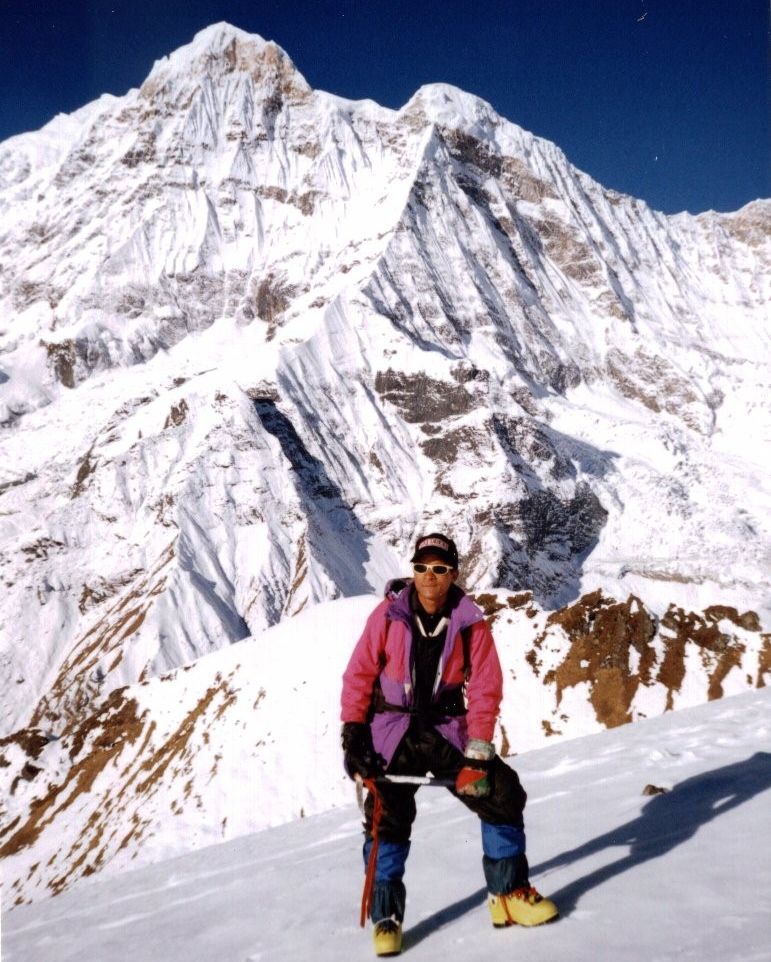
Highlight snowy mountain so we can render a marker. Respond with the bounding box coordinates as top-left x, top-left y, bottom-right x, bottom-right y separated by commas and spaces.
0, 22, 768, 742
4, 688, 770, 961
0, 21, 769, 915
1, 590, 767, 906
